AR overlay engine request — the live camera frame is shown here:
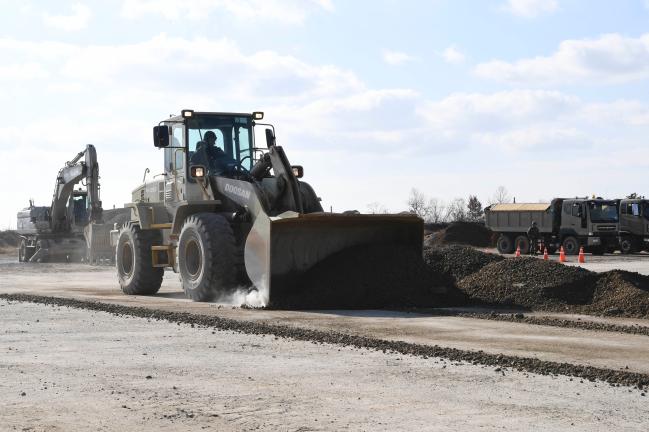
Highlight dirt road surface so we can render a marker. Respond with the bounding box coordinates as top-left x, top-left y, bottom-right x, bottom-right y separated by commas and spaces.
2, 300, 648, 431
2, 257, 649, 430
